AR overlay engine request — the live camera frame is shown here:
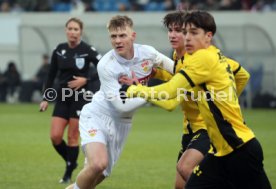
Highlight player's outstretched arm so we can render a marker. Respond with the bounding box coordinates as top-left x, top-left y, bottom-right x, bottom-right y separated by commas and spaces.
111, 95, 147, 113
123, 72, 192, 100
148, 96, 184, 111
152, 67, 173, 82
